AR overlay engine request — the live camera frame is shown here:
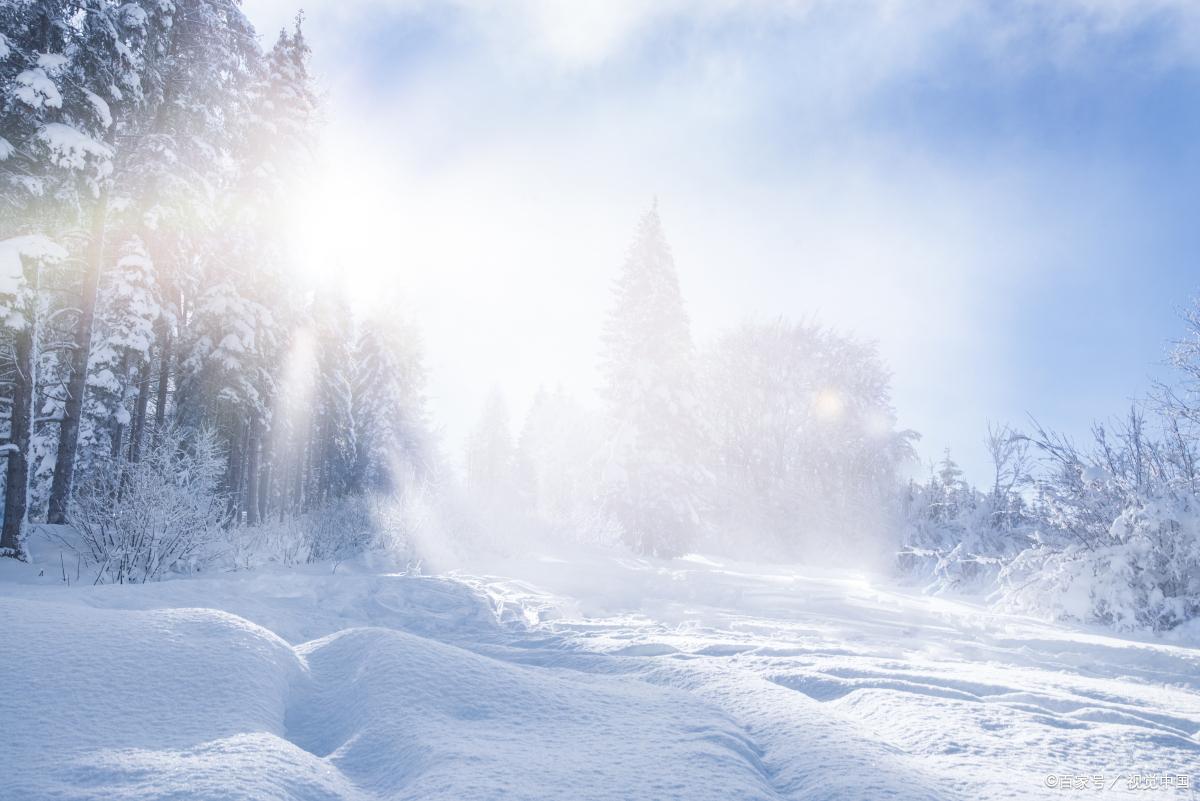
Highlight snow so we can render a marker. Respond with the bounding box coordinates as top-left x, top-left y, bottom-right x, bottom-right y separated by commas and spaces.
2, 540, 1198, 800
0, 136, 13, 161
0, 235, 67, 297
37, 122, 112, 171
84, 89, 113, 128
36, 53, 69, 72
15, 68, 62, 109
